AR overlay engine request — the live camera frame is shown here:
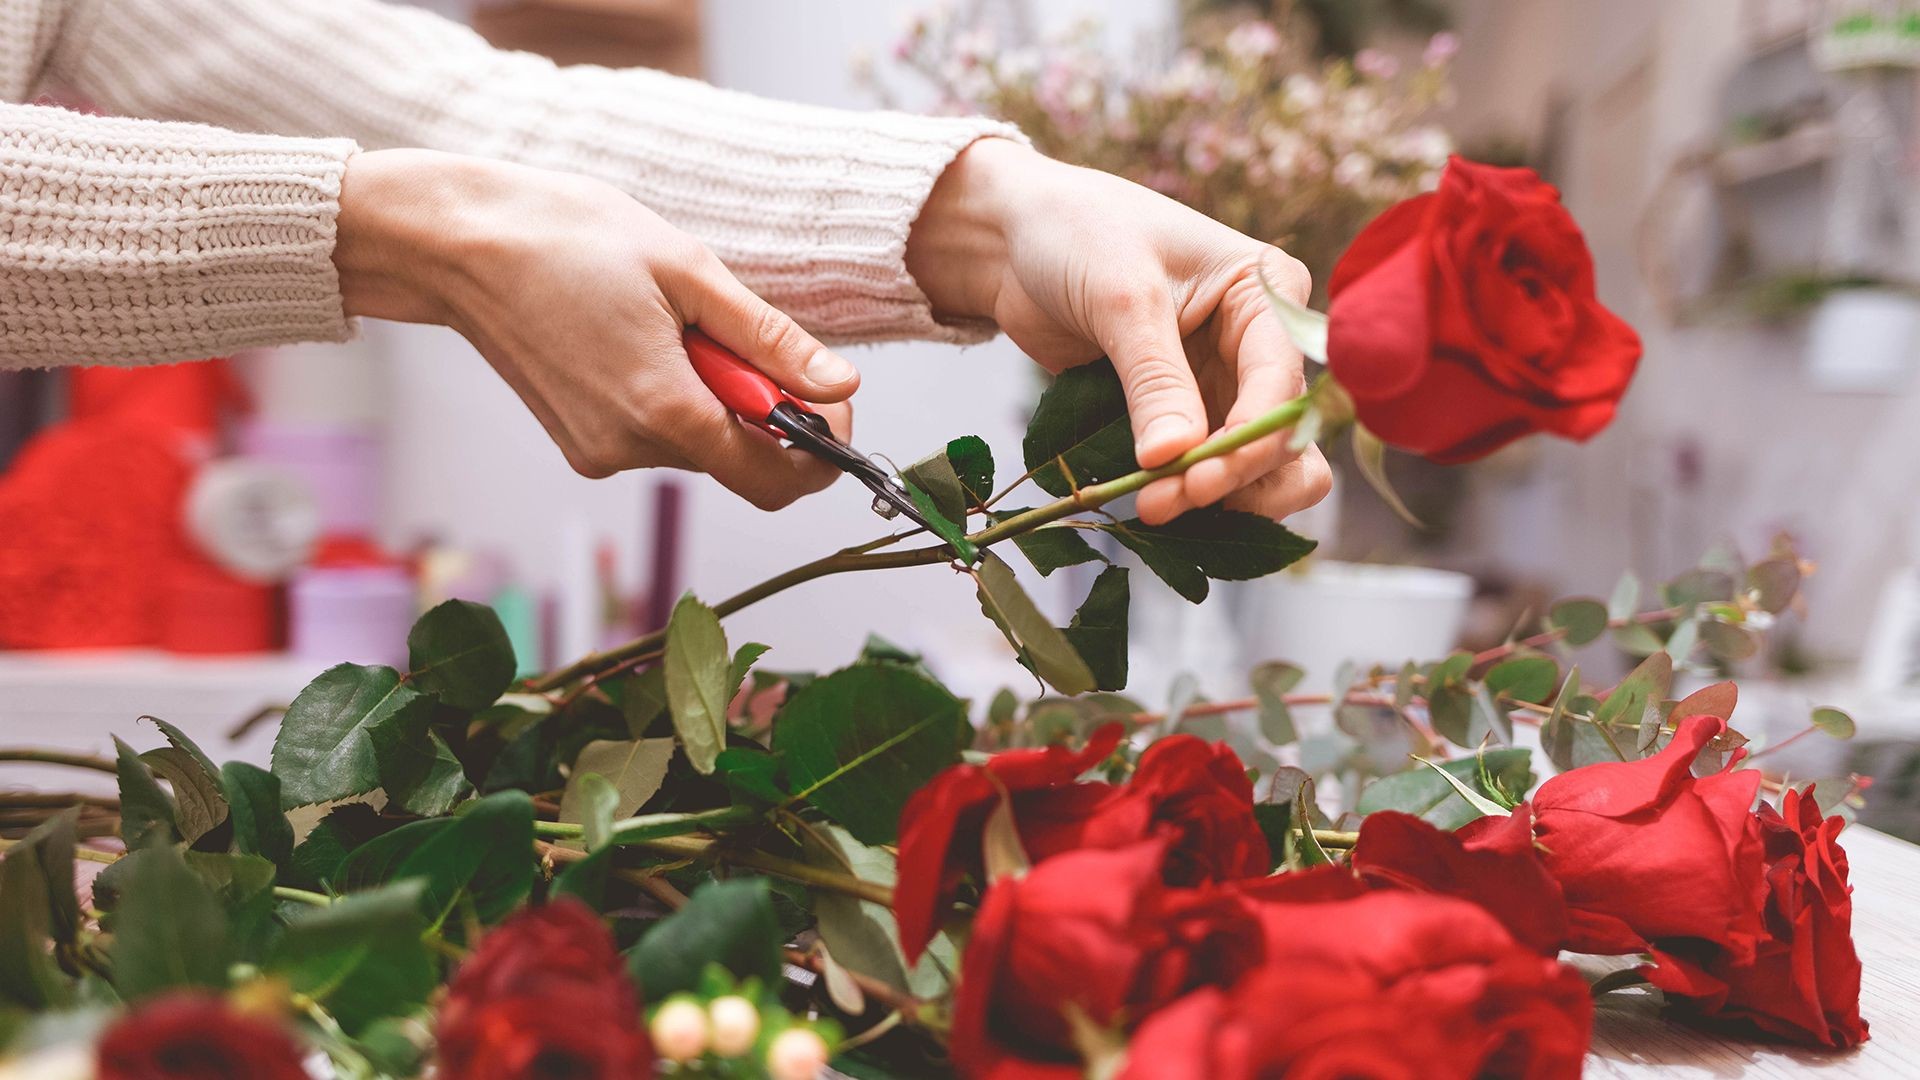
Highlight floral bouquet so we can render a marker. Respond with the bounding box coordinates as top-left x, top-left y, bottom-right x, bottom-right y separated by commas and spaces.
0, 160, 1868, 1079
861, 10, 1456, 280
